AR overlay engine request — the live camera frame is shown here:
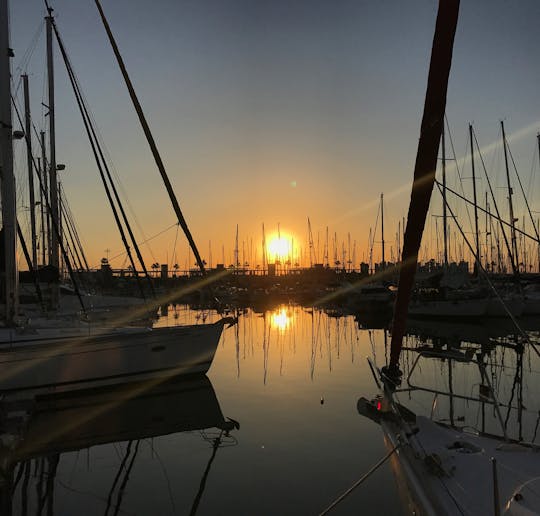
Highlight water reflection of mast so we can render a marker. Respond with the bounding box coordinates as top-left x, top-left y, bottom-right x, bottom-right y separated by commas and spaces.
504, 340, 524, 441
326, 313, 332, 372
1, 375, 237, 514
263, 311, 269, 385
104, 439, 141, 516
235, 311, 240, 378
310, 309, 323, 380
189, 428, 236, 516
